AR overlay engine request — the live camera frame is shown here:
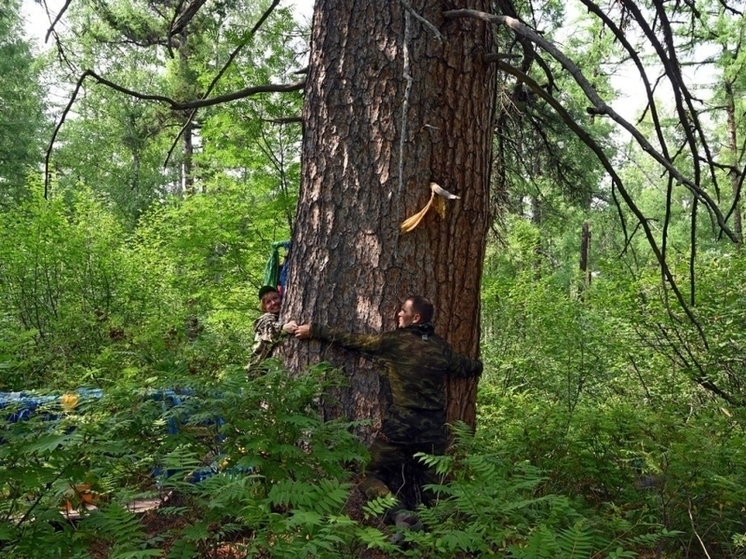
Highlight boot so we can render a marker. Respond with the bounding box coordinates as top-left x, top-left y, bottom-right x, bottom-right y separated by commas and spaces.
388, 509, 423, 545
